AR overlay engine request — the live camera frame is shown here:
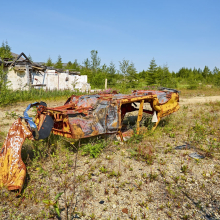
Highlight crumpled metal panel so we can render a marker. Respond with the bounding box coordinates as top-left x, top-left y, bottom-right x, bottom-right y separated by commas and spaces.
69, 117, 103, 138
68, 99, 120, 139
76, 95, 100, 108
106, 104, 119, 132
0, 118, 33, 193
132, 90, 173, 104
